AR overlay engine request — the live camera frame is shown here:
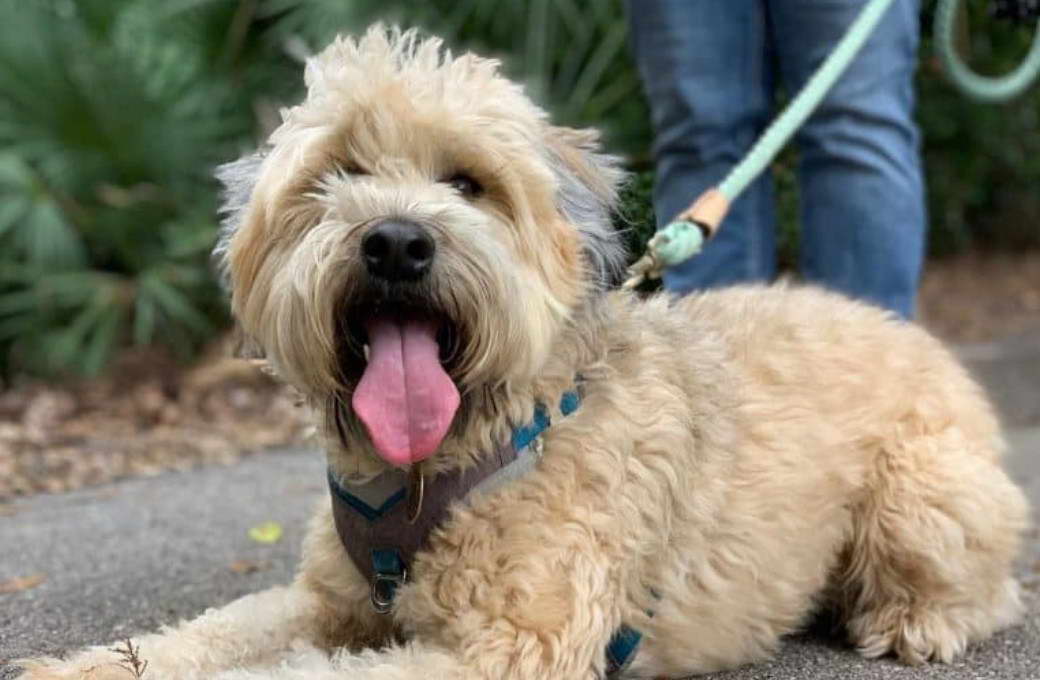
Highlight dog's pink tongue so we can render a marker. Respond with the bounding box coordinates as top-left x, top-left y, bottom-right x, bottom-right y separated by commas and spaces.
352, 317, 460, 466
